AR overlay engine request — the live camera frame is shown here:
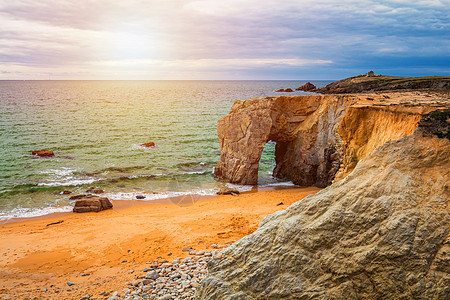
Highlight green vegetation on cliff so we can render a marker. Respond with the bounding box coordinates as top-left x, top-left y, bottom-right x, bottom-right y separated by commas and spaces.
316, 74, 450, 94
